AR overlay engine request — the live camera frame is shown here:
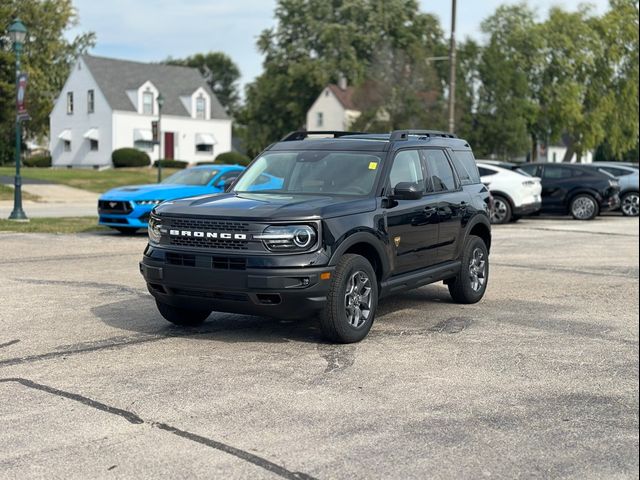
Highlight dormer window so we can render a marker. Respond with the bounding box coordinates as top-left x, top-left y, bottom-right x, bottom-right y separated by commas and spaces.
143, 91, 154, 115
195, 95, 206, 119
